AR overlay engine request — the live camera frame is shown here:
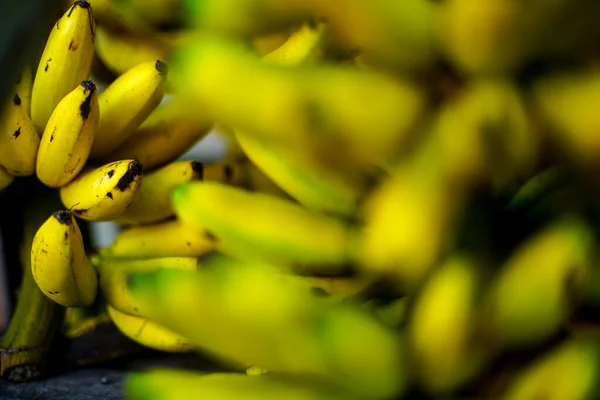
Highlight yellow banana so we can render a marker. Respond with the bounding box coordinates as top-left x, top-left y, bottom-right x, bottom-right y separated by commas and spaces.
126, 370, 347, 400
95, 25, 167, 76
99, 218, 215, 259
31, 1, 96, 132
105, 97, 212, 171
90, 60, 168, 160
107, 305, 192, 353
0, 166, 14, 191
59, 159, 143, 221
97, 257, 200, 317
409, 255, 488, 395
172, 182, 353, 271
129, 0, 183, 28
16, 65, 33, 118
501, 338, 600, 400
114, 161, 245, 226
30, 210, 98, 307
0, 83, 41, 176
87, 0, 154, 35
36, 80, 99, 188
484, 217, 593, 349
